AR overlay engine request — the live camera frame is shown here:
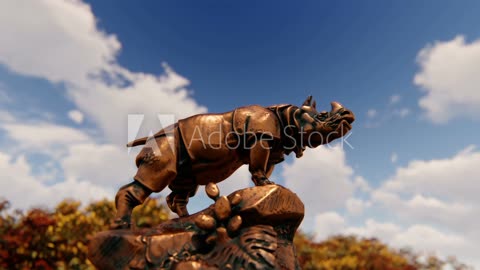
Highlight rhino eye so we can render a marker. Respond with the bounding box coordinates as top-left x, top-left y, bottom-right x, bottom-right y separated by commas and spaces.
316, 112, 328, 121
